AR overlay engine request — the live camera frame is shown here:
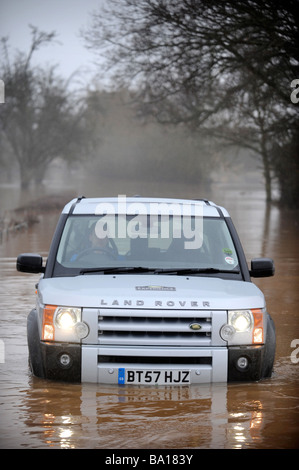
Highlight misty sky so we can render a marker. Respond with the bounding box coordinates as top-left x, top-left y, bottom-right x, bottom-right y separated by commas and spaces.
1, 0, 105, 81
